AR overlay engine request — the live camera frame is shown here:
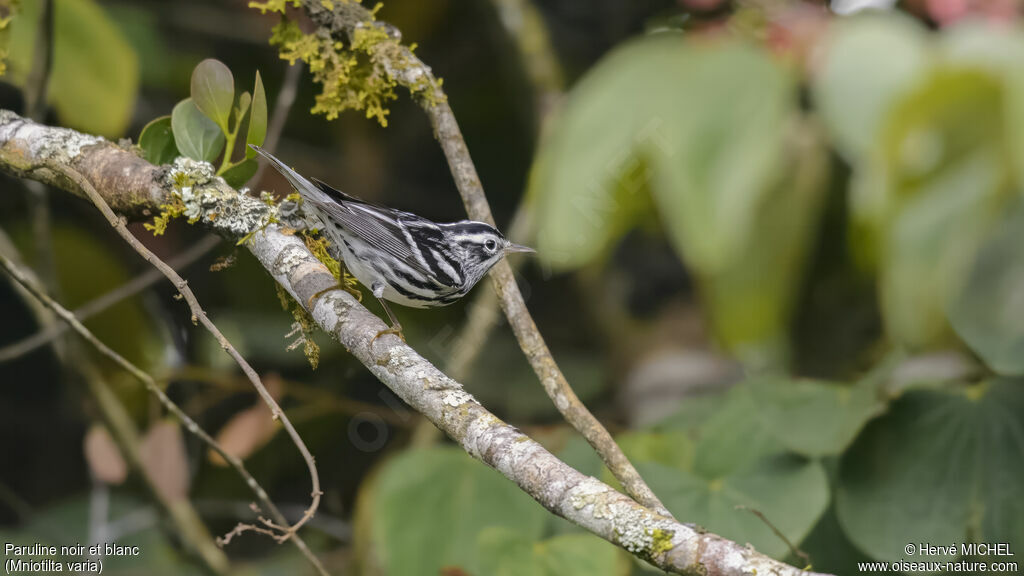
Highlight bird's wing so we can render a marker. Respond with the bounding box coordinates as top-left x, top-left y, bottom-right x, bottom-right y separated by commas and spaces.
318, 200, 440, 279
250, 145, 438, 279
